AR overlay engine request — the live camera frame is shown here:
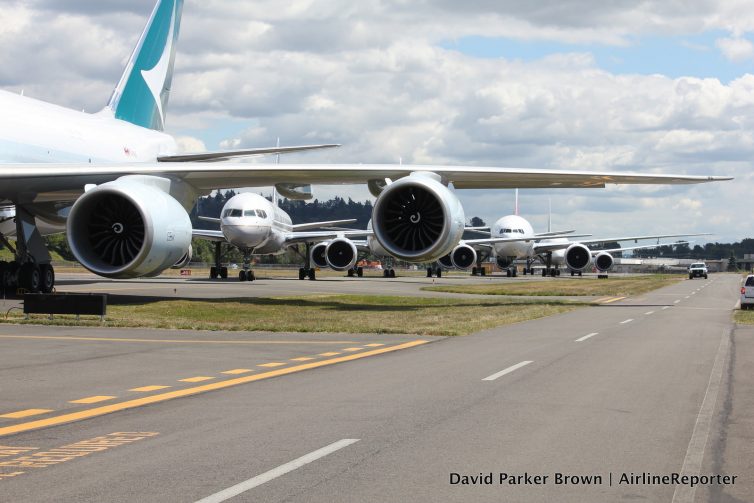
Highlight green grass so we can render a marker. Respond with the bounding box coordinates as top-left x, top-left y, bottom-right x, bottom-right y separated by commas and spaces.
3, 295, 587, 336
735, 309, 754, 325
422, 274, 683, 298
